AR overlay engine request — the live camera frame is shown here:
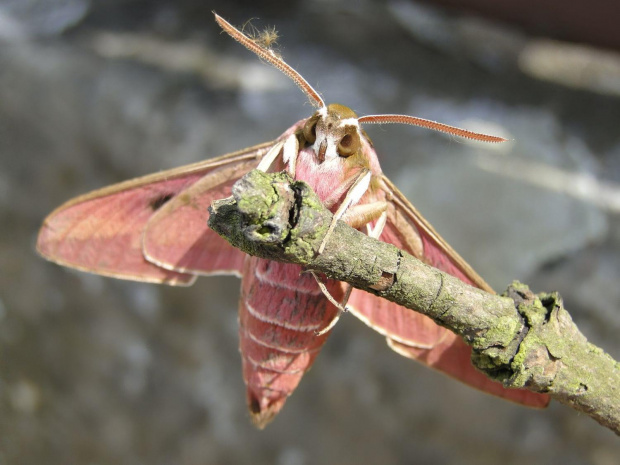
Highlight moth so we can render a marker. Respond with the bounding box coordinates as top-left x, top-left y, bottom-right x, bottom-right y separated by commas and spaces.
37, 13, 549, 428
